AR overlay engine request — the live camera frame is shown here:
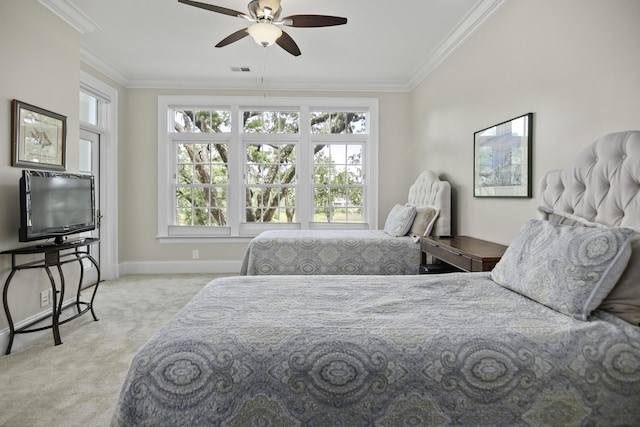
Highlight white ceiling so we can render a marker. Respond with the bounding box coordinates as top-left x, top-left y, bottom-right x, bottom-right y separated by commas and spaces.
41, 0, 505, 91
